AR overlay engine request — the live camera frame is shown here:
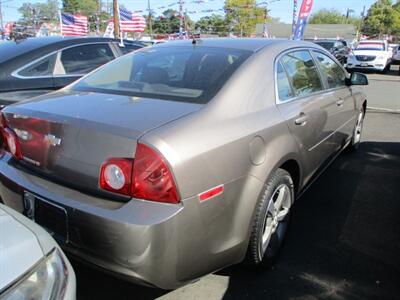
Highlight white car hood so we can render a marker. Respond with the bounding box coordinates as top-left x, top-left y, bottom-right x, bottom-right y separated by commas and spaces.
353, 49, 387, 57
0, 207, 44, 291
